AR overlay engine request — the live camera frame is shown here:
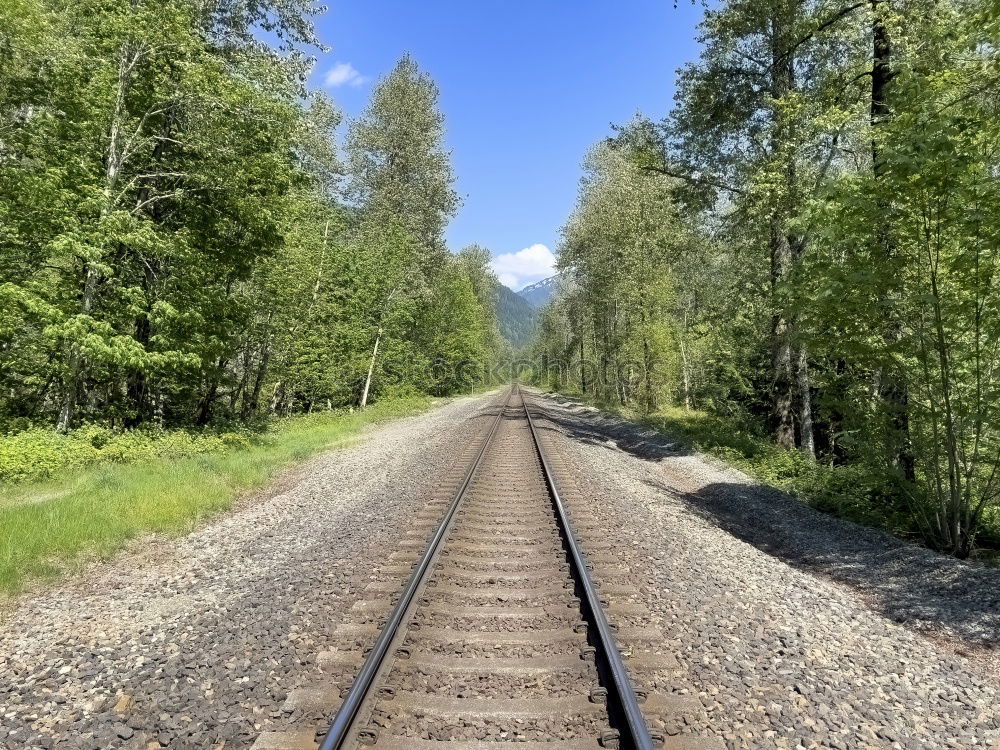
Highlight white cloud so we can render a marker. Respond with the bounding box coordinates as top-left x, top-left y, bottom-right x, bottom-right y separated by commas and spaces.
324, 62, 367, 88
491, 244, 557, 291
